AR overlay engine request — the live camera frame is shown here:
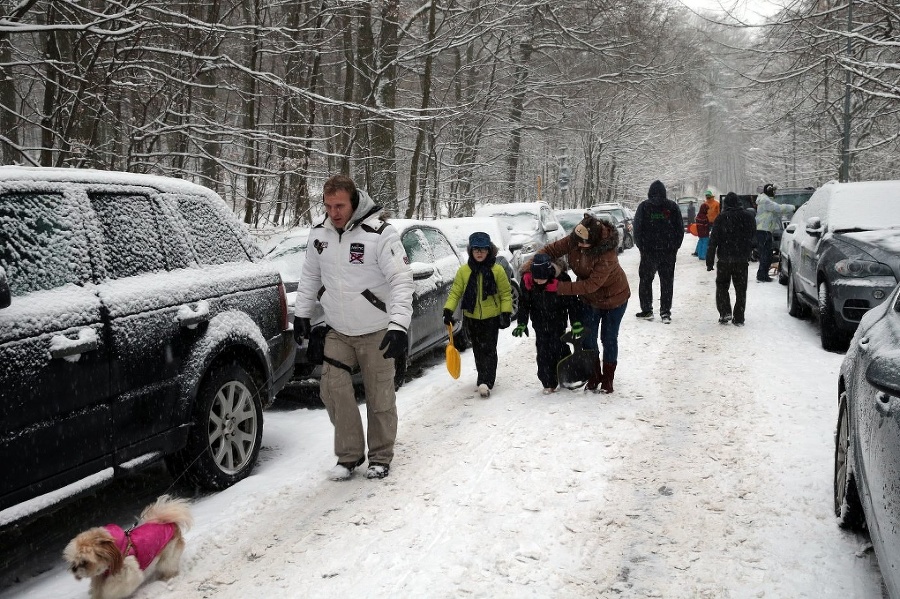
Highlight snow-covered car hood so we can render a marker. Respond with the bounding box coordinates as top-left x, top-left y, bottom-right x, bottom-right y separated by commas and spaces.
836, 229, 900, 271
839, 228, 900, 256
